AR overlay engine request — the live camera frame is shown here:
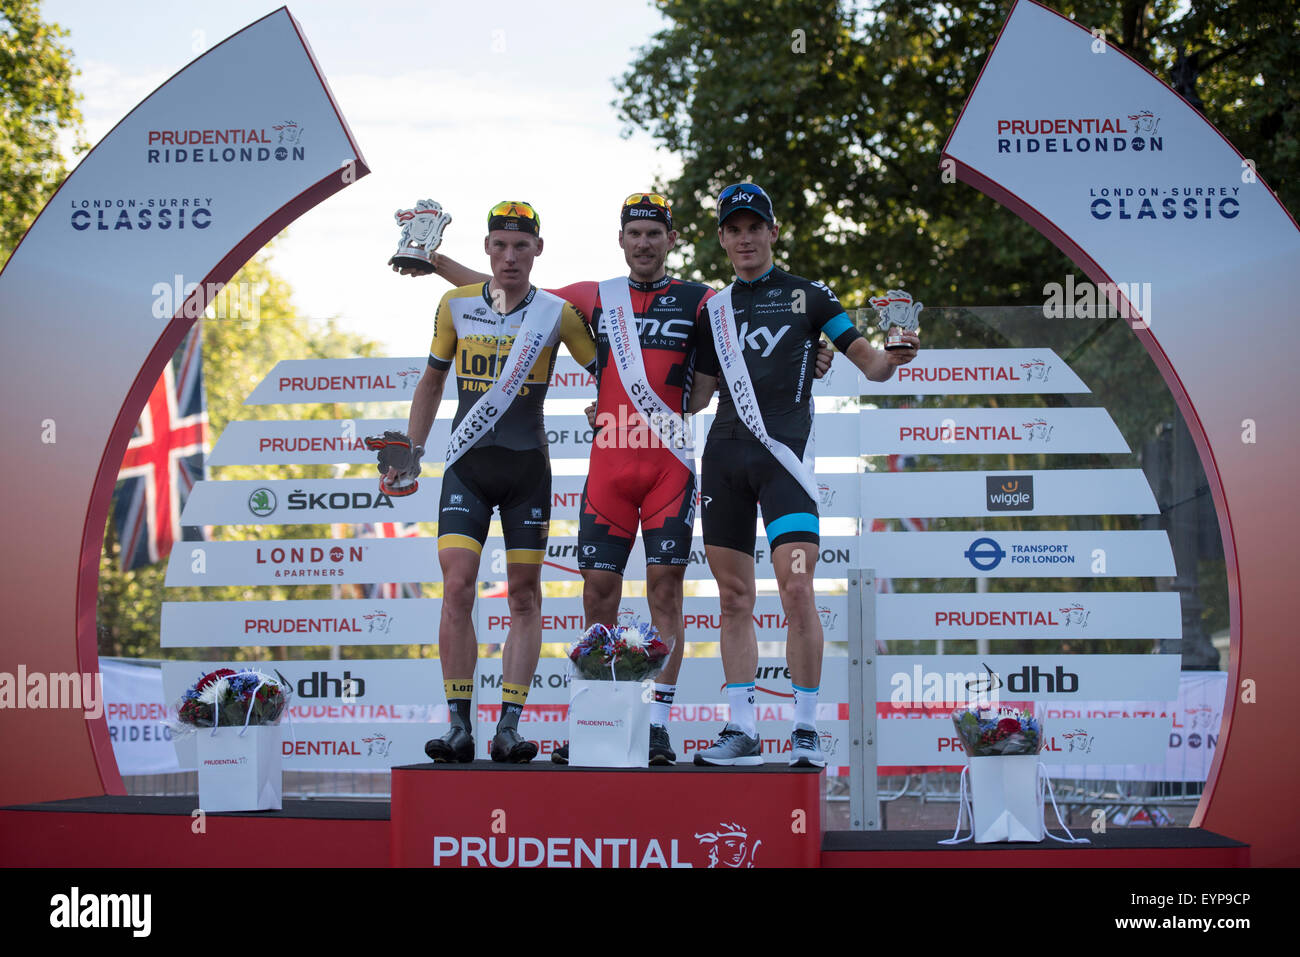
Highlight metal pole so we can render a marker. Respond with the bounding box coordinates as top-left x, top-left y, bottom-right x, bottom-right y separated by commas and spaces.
847, 567, 880, 830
